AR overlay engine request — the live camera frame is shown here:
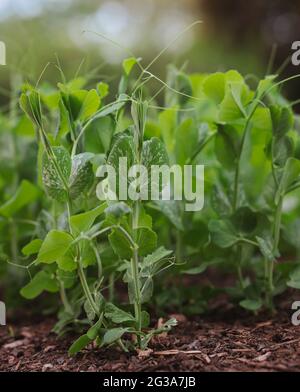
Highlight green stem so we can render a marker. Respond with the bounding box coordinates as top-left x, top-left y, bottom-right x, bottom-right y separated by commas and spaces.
237, 262, 245, 290
109, 273, 115, 303
266, 196, 283, 311
59, 281, 73, 314
78, 258, 99, 317
132, 201, 142, 339
267, 196, 283, 311
176, 230, 182, 262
